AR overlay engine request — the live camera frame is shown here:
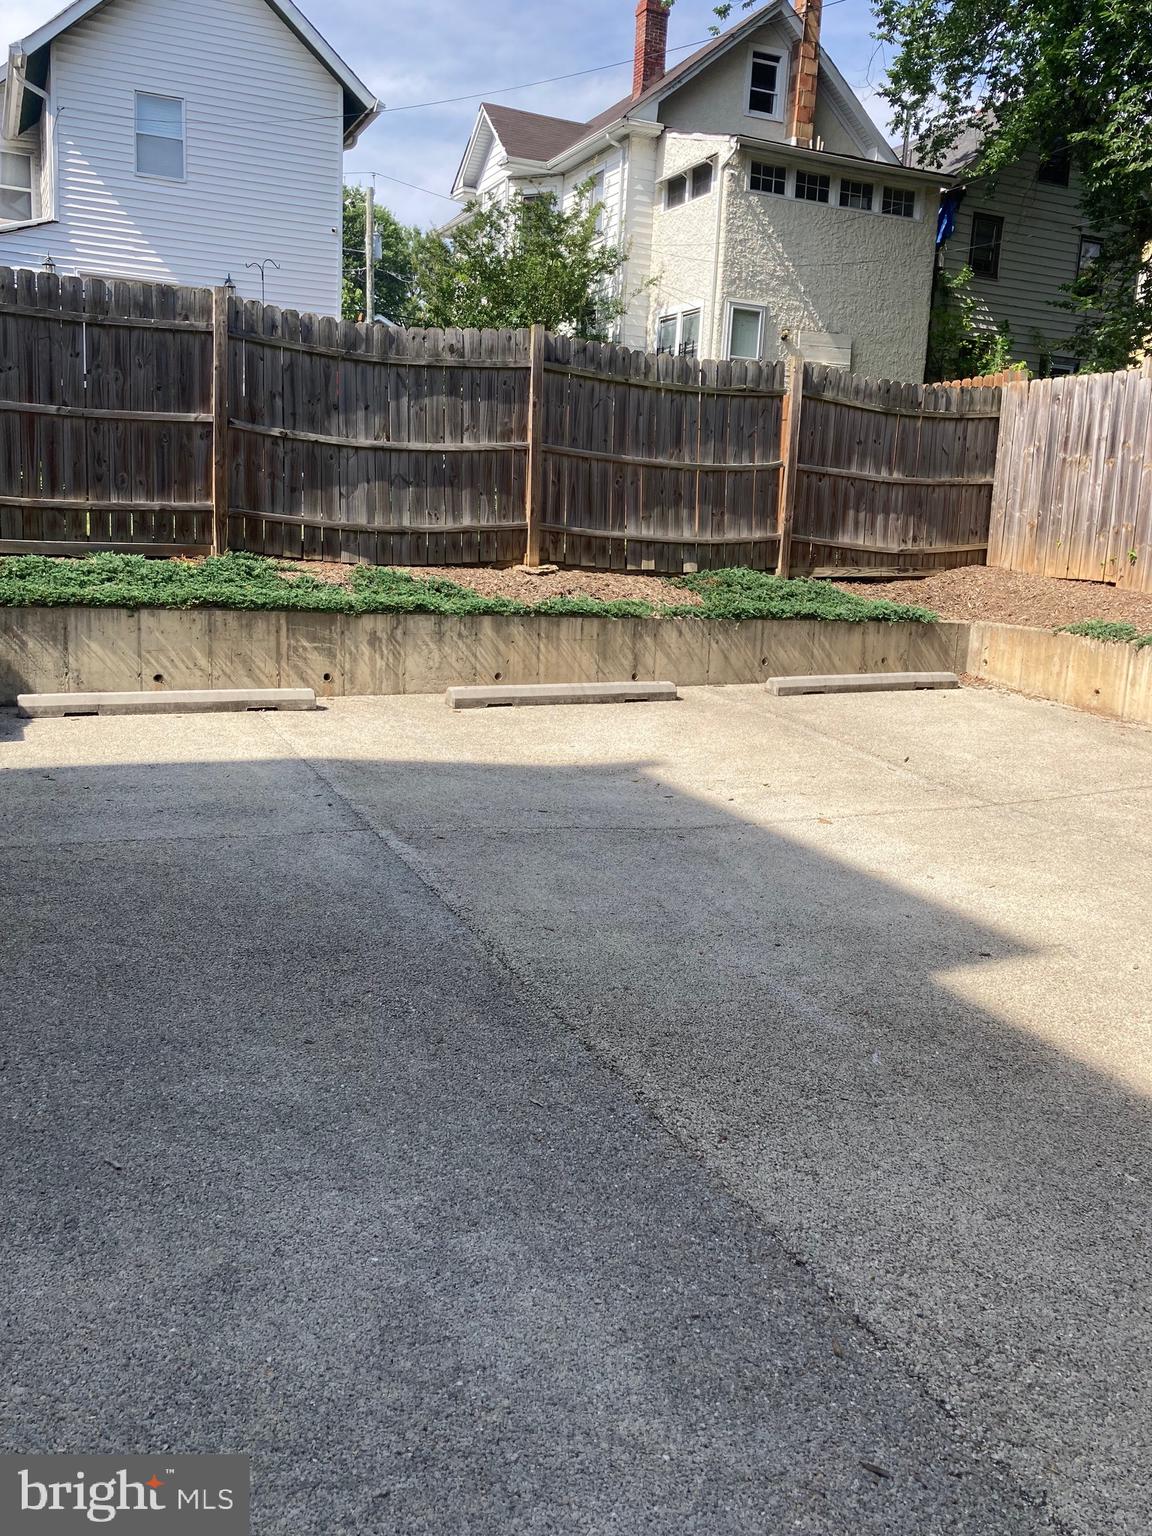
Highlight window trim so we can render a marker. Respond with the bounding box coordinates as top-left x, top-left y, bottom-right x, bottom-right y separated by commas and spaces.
726, 301, 766, 362
663, 159, 714, 210
0, 149, 35, 223
655, 305, 704, 357
745, 47, 787, 122
134, 91, 187, 183
749, 160, 788, 197
969, 211, 1004, 280
880, 185, 916, 219
838, 178, 874, 212
793, 169, 831, 205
